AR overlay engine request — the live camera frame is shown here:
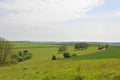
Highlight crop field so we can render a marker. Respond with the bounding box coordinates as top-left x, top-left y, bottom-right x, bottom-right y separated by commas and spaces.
0, 42, 120, 80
